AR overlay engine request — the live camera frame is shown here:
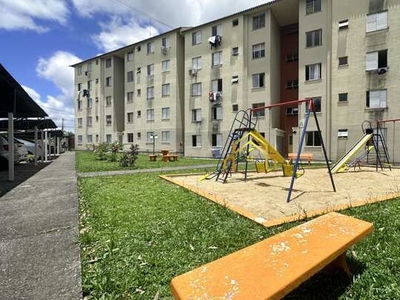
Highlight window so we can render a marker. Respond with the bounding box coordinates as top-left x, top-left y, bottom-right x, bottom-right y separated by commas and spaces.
286, 107, 299, 116
147, 42, 154, 54
252, 73, 265, 88
369, 0, 386, 13
366, 11, 388, 32
77, 83, 81, 91
77, 100, 82, 110
106, 115, 112, 125
232, 47, 239, 56
231, 75, 239, 84
106, 96, 112, 106
77, 66, 82, 75
252, 43, 265, 59
366, 90, 387, 108
305, 63, 321, 81
147, 109, 154, 121
106, 134, 112, 143
77, 118, 82, 128
212, 51, 222, 66
127, 71, 134, 82
137, 45, 141, 52
137, 110, 141, 118
306, 29, 322, 47
161, 131, 170, 143
127, 91, 134, 103
87, 116, 92, 127
137, 132, 141, 140
147, 87, 154, 100
127, 51, 134, 61
87, 80, 92, 90
192, 109, 202, 122
127, 133, 134, 143
137, 67, 141, 74
162, 36, 170, 48
338, 129, 348, 139
87, 135, 92, 143
286, 53, 298, 62
87, 62, 92, 72
147, 64, 154, 76
162, 84, 170, 97
192, 57, 202, 70
306, 0, 321, 14
339, 19, 349, 29
339, 93, 348, 102
146, 132, 154, 144
162, 60, 170, 72
232, 19, 239, 26
212, 106, 223, 120
87, 98, 92, 108
106, 76, 112, 87
77, 135, 83, 144
162, 107, 170, 120
366, 50, 387, 71
305, 97, 321, 112
212, 79, 223, 93
286, 80, 298, 89
212, 134, 222, 147
192, 31, 202, 45
137, 89, 141, 97
252, 13, 265, 30
96, 134, 99, 142
191, 83, 202, 96
306, 131, 322, 147
252, 103, 265, 117
192, 135, 202, 147
232, 104, 239, 112
105, 58, 112, 68
127, 112, 134, 123
339, 56, 348, 66
211, 24, 222, 36
96, 116, 99, 122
